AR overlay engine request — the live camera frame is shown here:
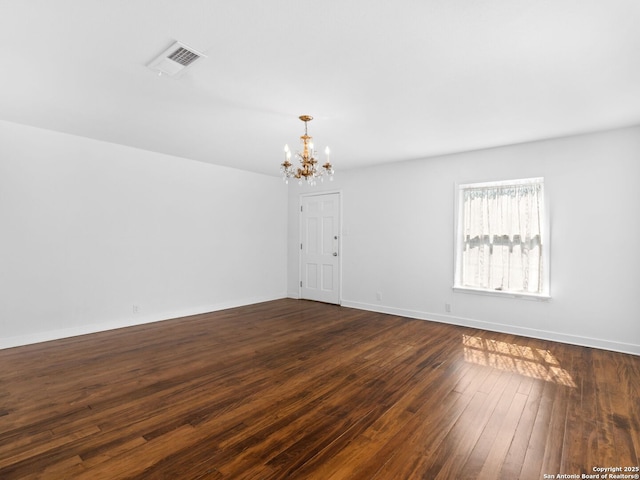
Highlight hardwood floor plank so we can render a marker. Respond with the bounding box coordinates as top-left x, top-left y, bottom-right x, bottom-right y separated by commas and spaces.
539, 346, 575, 476
307, 360, 474, 479
367, 389, 474, 480
499, 376, 545, 478
461, 375, 525, 478
560, 345, 596, 475
476, 392, 529, 479
0, 299, 638, 479
429, 371, 514, 479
